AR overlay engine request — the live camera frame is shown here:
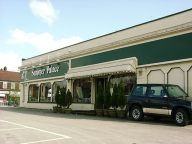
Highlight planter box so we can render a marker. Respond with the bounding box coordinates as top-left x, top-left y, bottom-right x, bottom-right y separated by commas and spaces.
52, 106, 62, 113
108, 109, 117, 118
53, 106, 58, 113
116, 110, 126, 118
96, 109, 103, 116
64, 108, 72, 114
103, 109, 109, 117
